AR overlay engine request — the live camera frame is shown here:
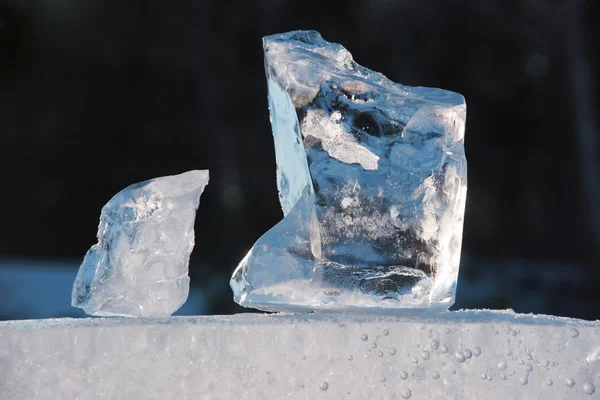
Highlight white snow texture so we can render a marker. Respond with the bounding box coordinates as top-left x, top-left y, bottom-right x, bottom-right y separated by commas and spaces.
1, 310, 599, 399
